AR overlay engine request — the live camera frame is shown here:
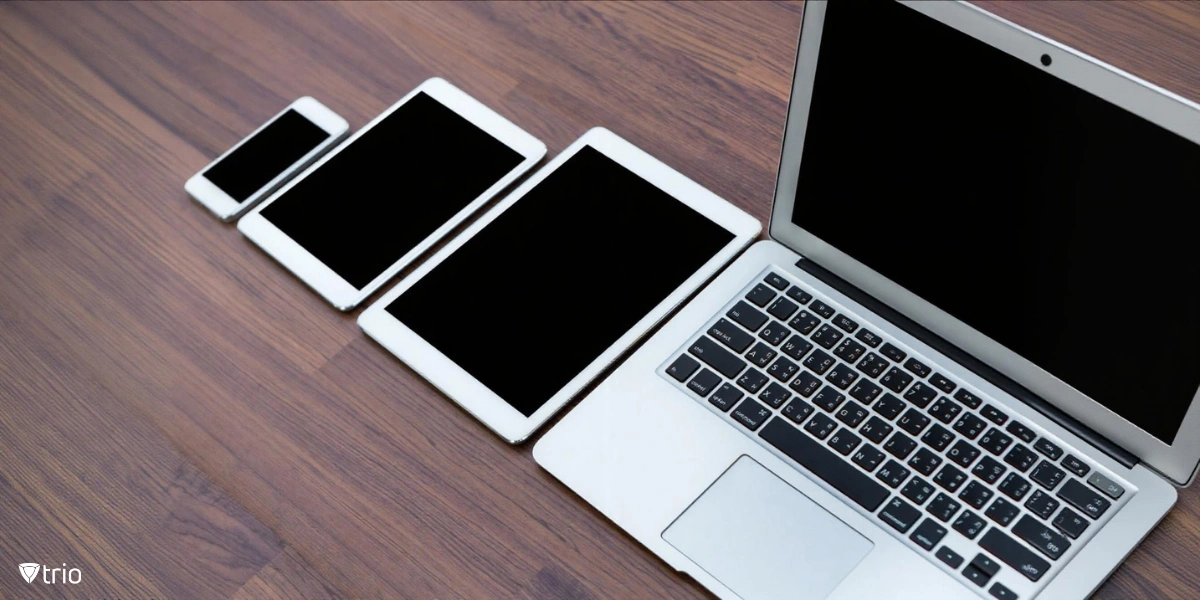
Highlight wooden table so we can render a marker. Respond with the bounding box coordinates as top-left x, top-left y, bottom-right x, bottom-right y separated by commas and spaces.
2, 2, 1198, 598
